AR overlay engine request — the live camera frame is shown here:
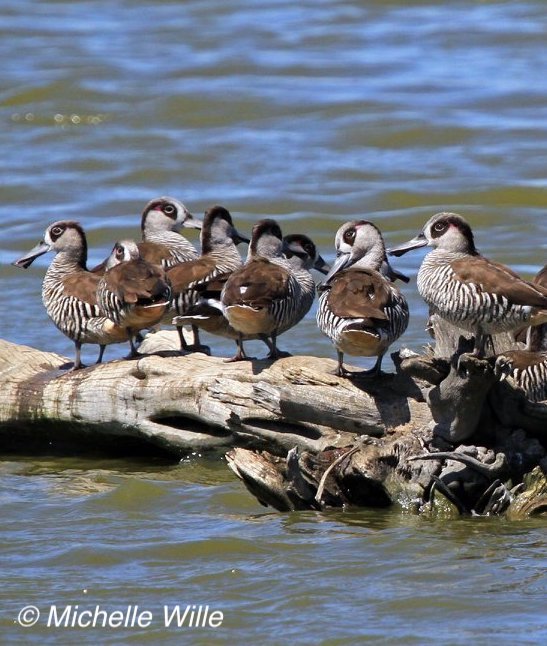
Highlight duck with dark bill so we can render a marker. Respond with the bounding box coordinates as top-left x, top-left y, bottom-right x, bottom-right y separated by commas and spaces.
13, 221, 130, 369
388, 212, 547, 358
317, 220, 409, 377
